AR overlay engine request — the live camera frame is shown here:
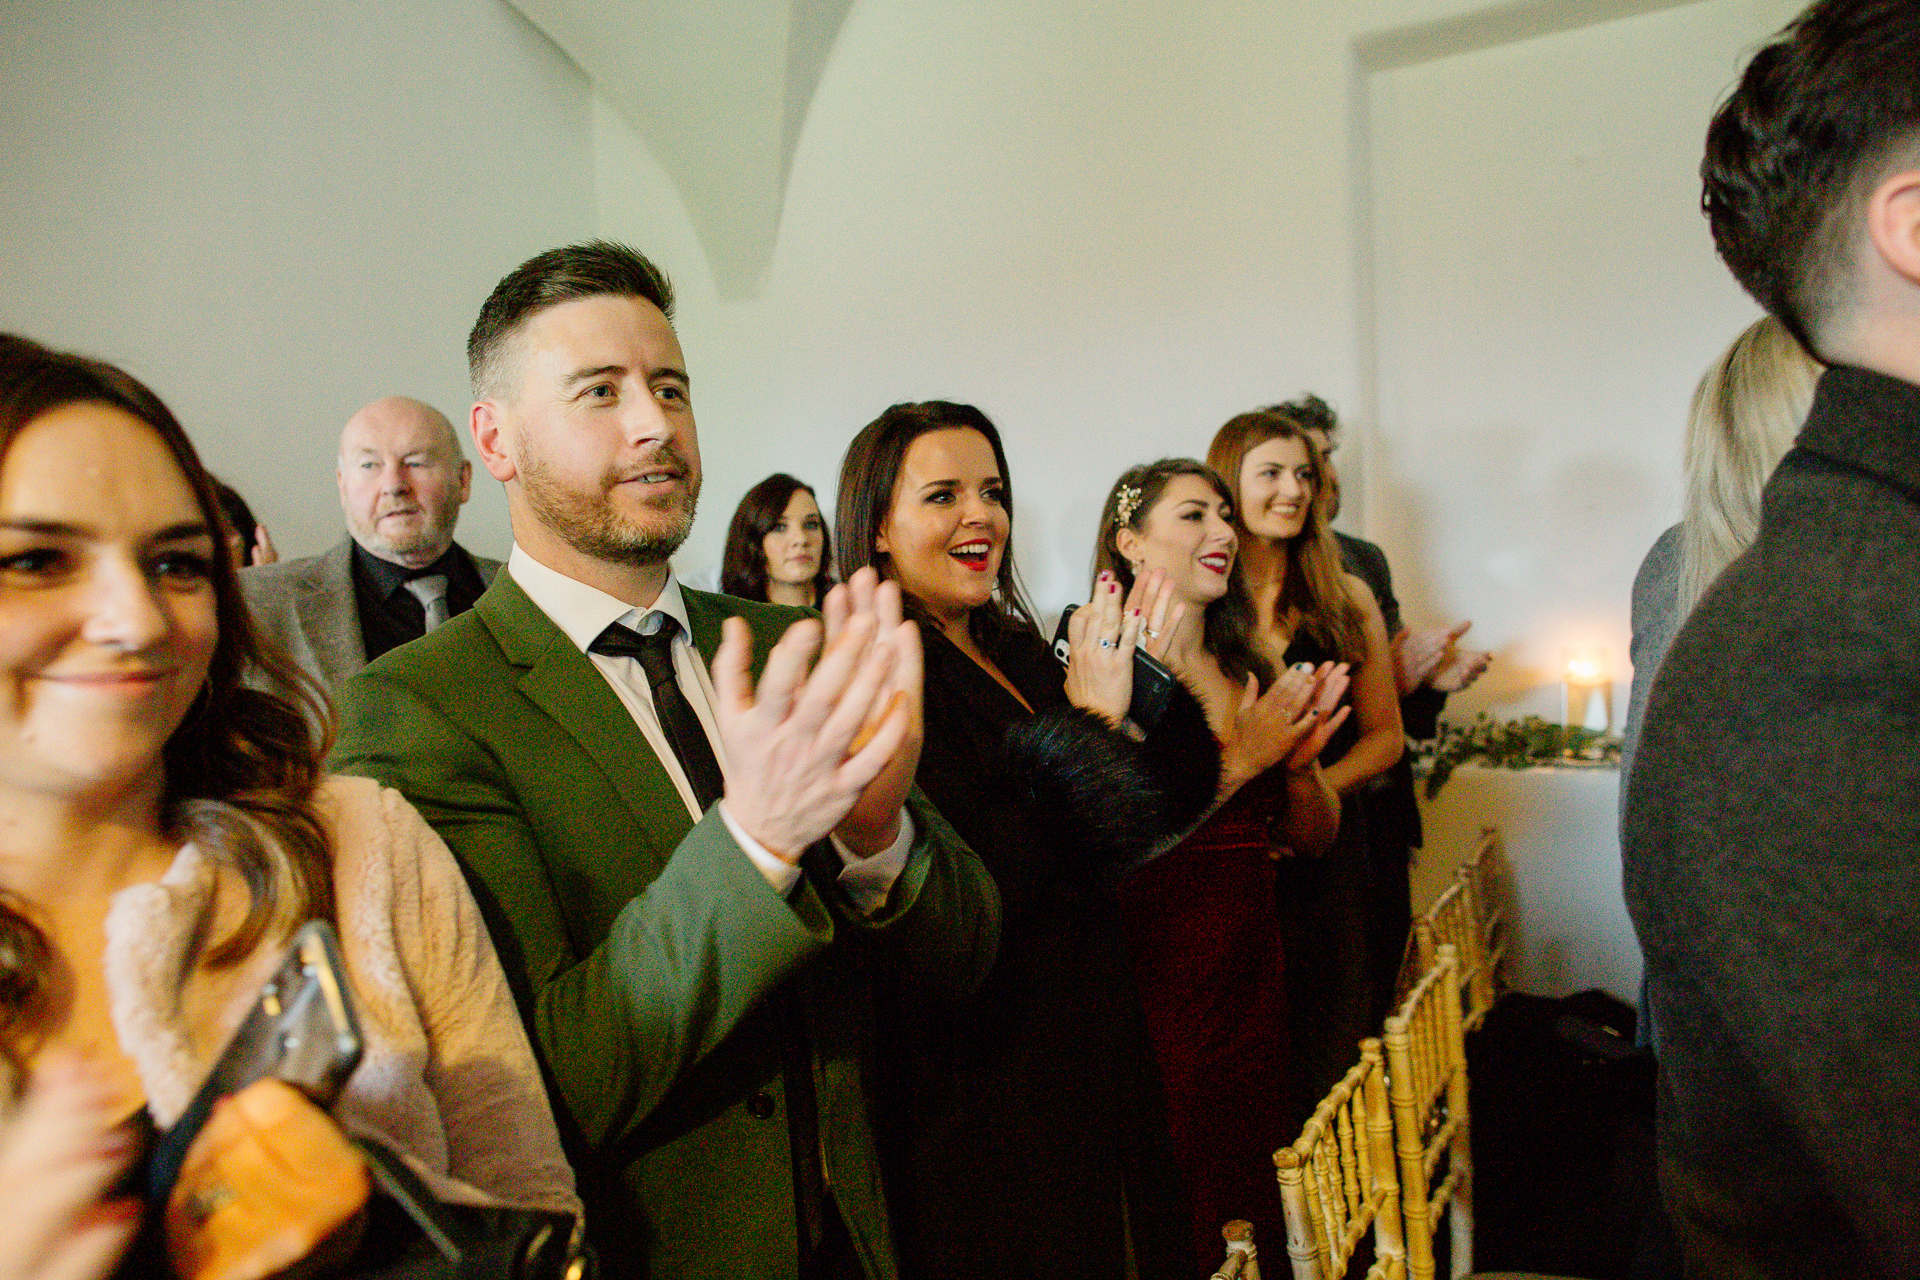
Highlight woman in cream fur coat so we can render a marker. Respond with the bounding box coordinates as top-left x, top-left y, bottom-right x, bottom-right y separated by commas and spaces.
0, 336, 576, 1277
